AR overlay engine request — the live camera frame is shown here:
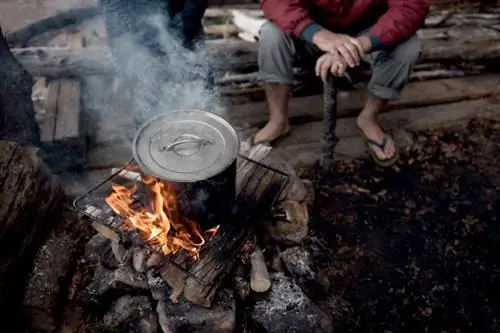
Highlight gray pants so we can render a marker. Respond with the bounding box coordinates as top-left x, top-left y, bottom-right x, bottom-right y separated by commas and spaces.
258, 21, 421, 100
